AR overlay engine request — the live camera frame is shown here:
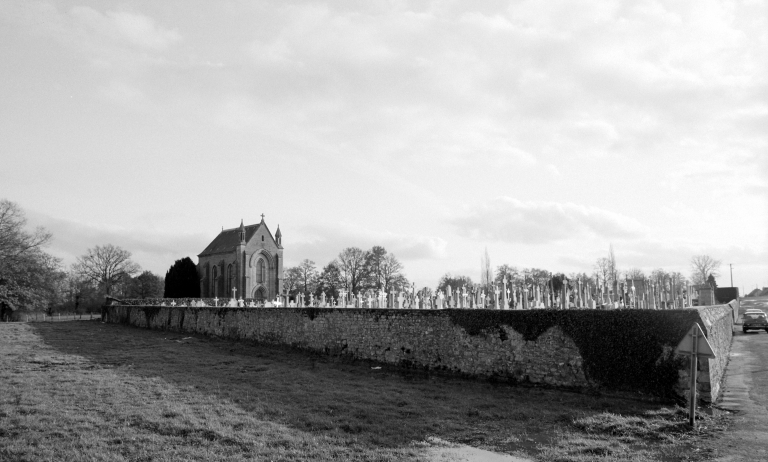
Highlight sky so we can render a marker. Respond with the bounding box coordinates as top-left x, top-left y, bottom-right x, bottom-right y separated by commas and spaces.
1, 0, 766, 292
